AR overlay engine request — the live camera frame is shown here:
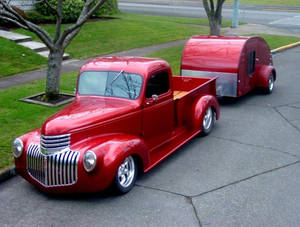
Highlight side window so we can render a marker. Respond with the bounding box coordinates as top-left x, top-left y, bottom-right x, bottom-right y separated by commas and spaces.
247, 51, 256, 76
146, 71, 170, 98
